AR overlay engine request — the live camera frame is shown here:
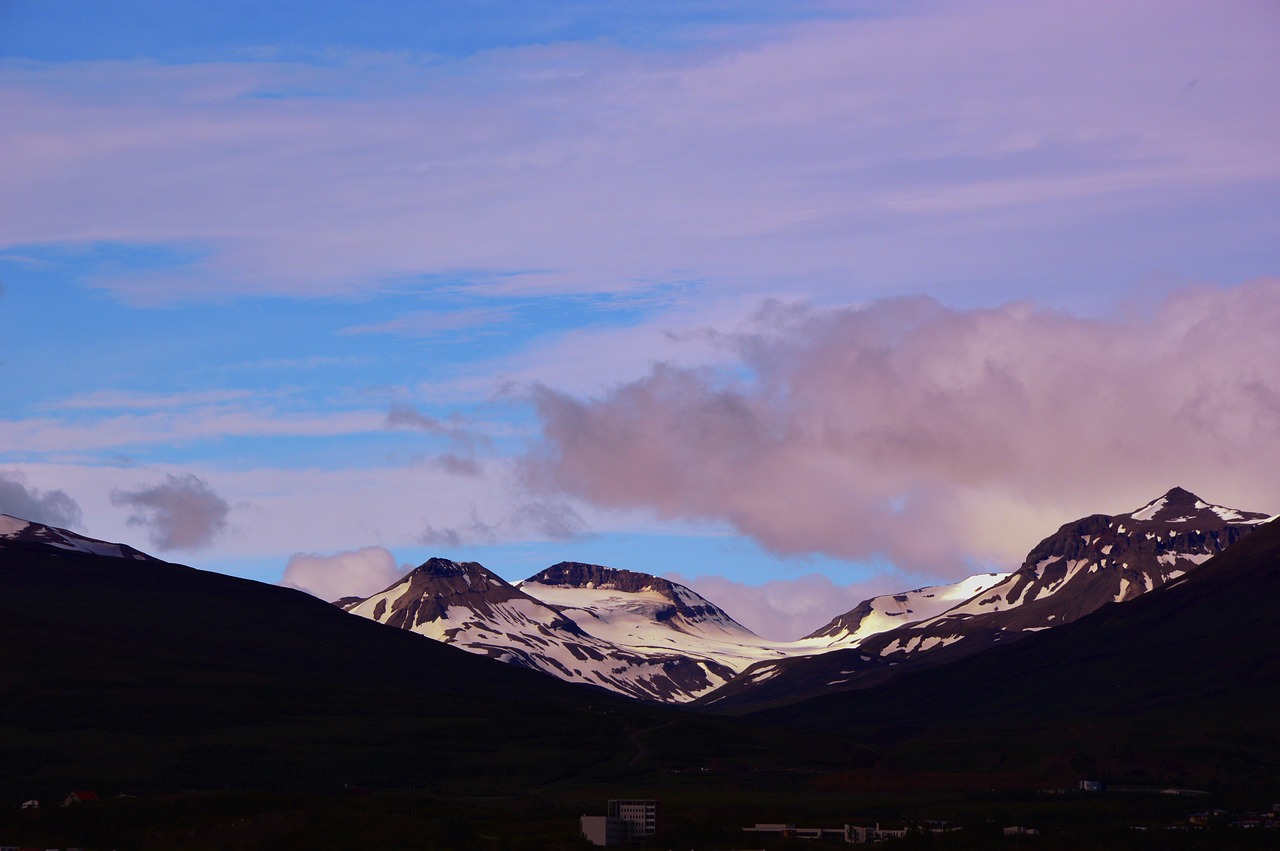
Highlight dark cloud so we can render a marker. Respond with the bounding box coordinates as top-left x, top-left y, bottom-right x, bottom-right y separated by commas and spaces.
387, 404, 487, 446
388, 403, 490, 479
430, 453, 482, 477
527, 280, 1280, 575
111, 473, 230, 550
418, 525, 464, 547
0, 472, 83, 528
417, 506, 499, 548
511, 499, 586, 541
